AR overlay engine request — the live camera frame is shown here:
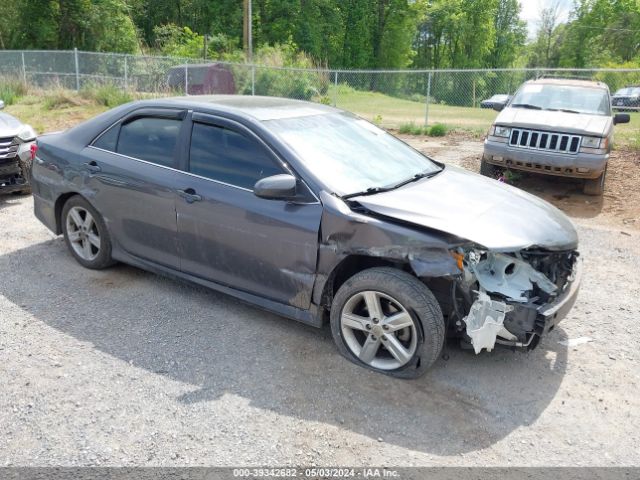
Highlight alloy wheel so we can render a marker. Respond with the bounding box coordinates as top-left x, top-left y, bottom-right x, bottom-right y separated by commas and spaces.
66, 206, 101, 261
340, 290, 418, 370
